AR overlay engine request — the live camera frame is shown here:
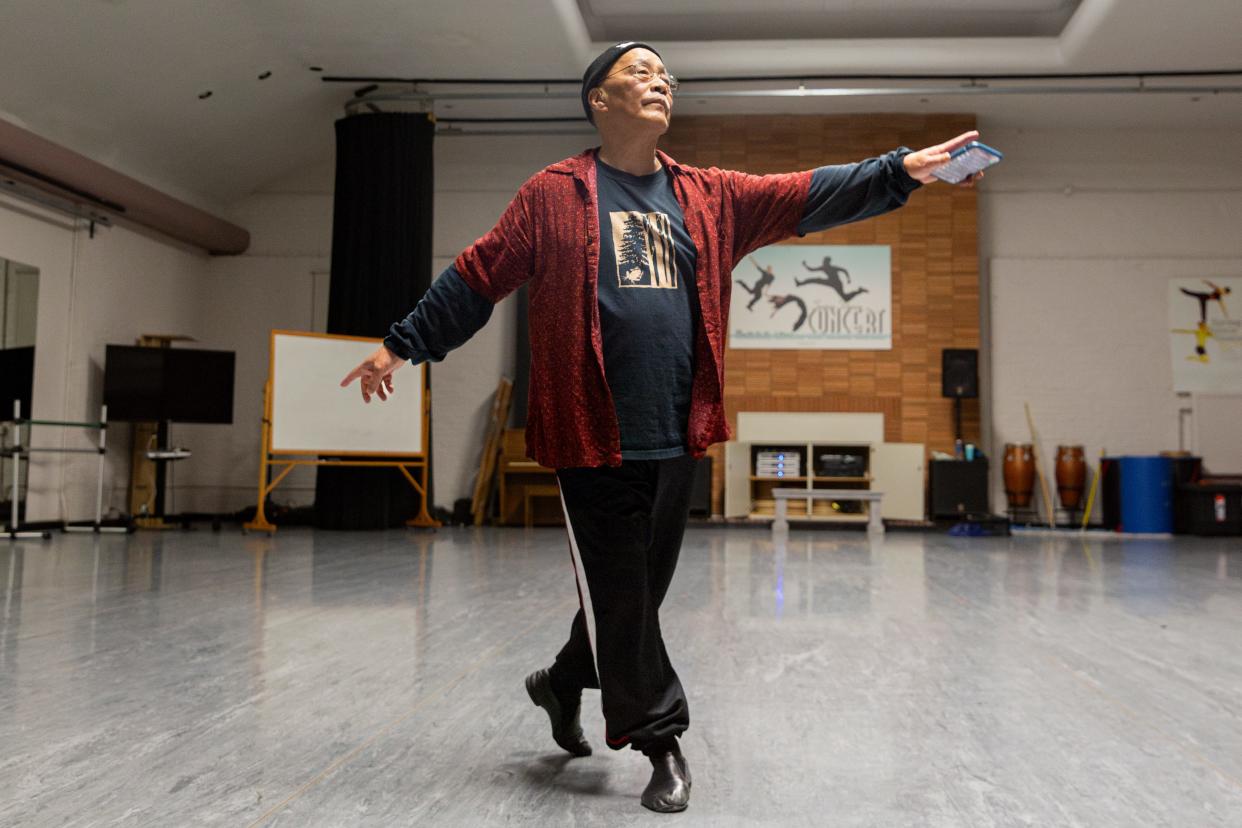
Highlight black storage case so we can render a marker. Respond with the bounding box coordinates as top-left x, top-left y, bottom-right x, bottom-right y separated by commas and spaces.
929, 458, 990, 518
1176, 481, 1242, 536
